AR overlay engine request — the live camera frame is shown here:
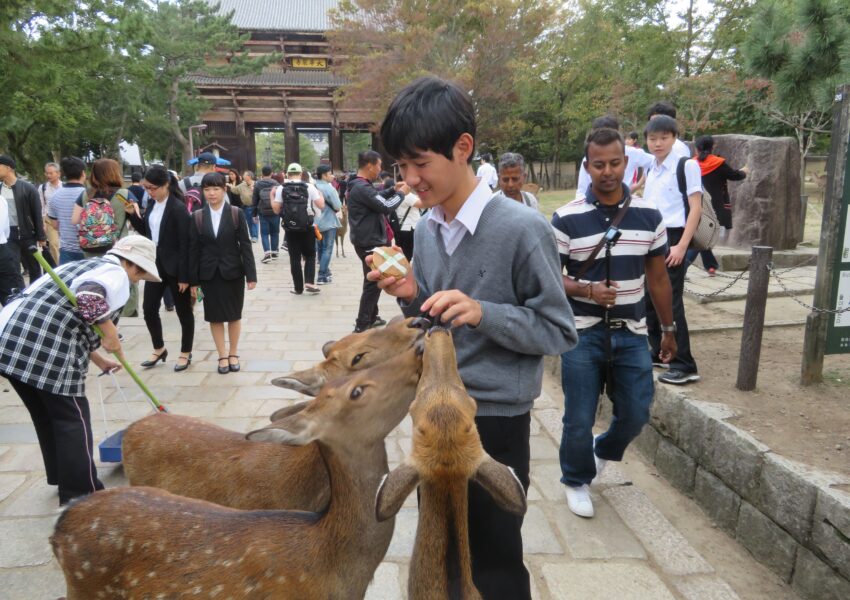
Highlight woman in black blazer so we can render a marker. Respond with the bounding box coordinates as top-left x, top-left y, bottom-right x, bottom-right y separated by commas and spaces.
189, 172, 257, 374
126, 165, 195, 371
